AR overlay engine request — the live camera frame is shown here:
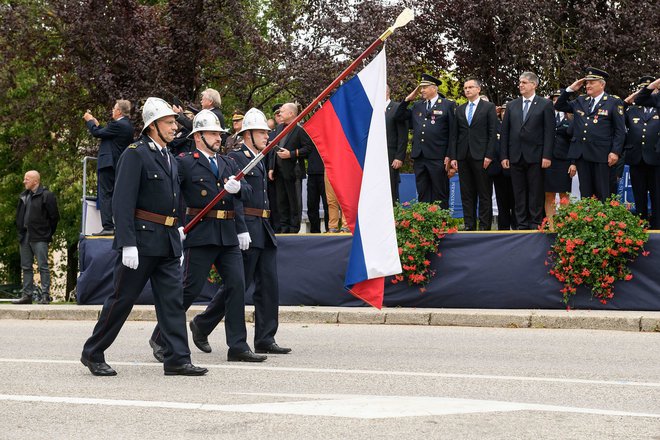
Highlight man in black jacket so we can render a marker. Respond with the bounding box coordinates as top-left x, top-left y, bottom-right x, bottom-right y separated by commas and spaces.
385, 86, 408, 203
84, 100, 134, 235
14, 171, 59, 305
449, 78, 498, 230
501, 71, 555, 229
